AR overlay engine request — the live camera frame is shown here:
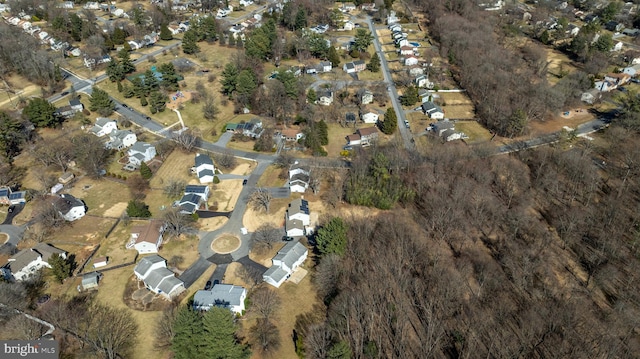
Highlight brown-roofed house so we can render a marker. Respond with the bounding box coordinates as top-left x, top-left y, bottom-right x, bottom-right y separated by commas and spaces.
126, 221, 165, 255
281, 128, 305, 142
